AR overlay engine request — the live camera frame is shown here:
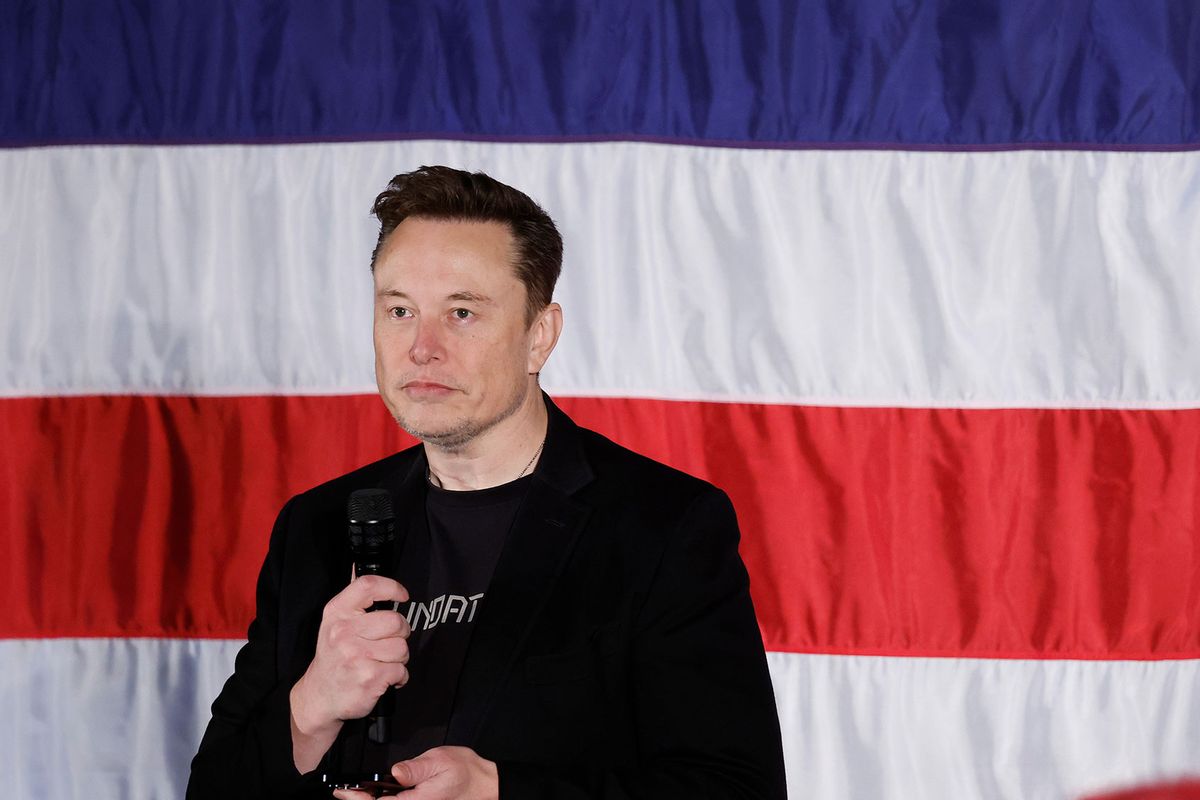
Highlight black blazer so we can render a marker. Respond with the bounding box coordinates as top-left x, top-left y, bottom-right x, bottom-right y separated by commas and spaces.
189, 396, 787, 799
